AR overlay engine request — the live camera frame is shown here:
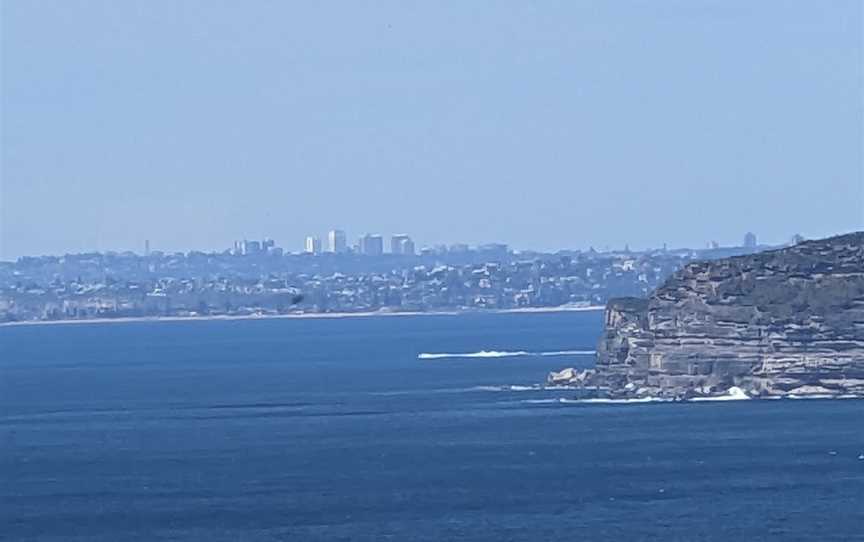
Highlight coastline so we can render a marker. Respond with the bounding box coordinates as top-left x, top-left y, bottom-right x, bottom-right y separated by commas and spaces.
0, 304, 605, 329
